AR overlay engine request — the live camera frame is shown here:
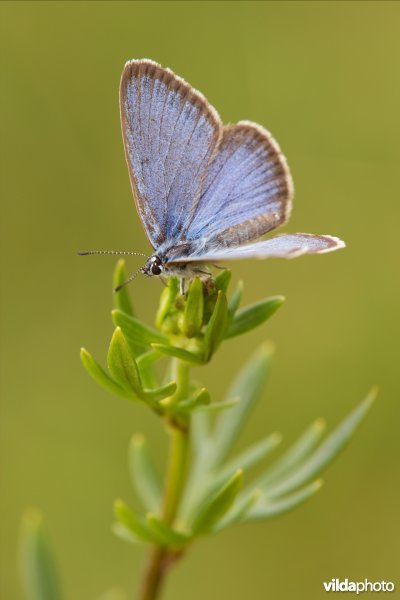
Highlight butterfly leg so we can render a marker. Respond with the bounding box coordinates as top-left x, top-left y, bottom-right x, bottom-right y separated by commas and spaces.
180, 278, 186, 295
192, 268, 211, 277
